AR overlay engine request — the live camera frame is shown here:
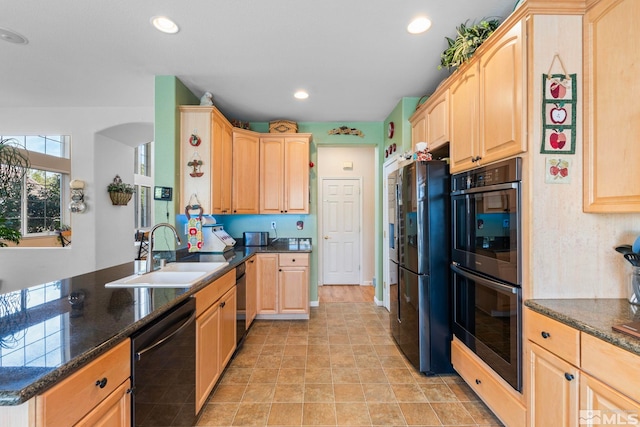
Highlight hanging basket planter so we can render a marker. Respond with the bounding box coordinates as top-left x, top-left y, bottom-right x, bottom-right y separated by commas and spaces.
107, 175, 134, 206
109, 191, 133, 206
